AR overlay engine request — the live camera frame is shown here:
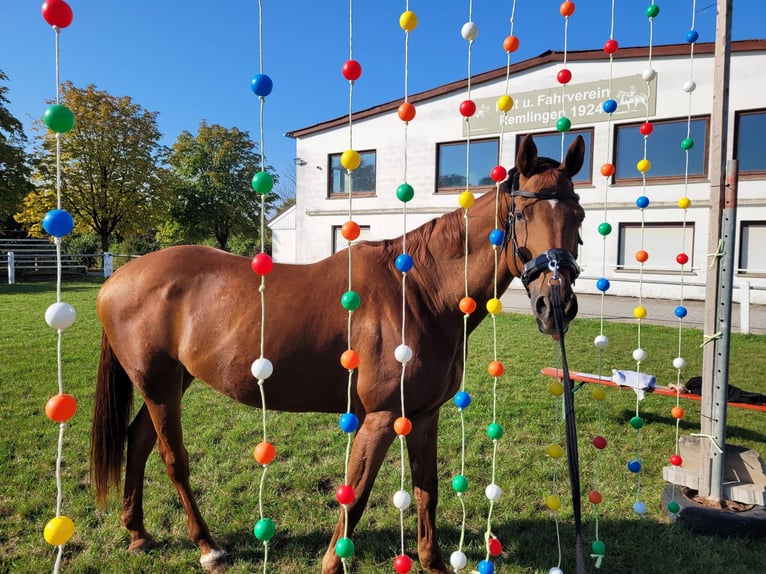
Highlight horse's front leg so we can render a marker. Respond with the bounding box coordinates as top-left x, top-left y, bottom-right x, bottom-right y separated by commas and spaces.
321, 410, 397, 574
121, 404, 157, 551
407, 409, 450, 574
